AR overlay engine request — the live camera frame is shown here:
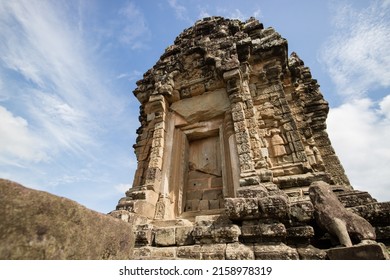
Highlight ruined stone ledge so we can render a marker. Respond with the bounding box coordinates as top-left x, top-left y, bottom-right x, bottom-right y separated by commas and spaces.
274, 172, 332, 189
375, 226, 390, 243
225, 195, 290, 221
289, 201, 314, 224
349, 202, 390, 226
296, 245, 327, 260
116, 200, 156, 219
253, 243, 299, 260
241, 222, 286, 243
132, 242, 328, 260
337, 190, 377, 208
286, 226, 315, 246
